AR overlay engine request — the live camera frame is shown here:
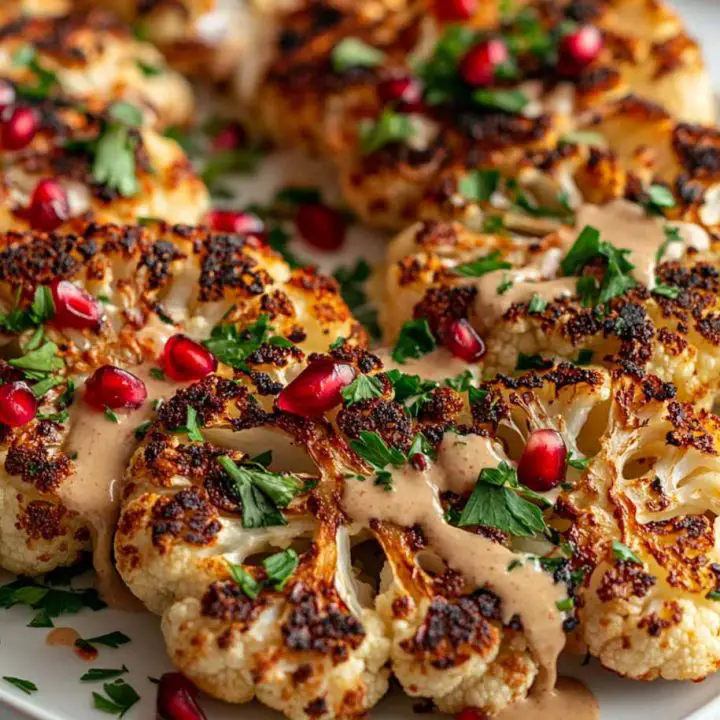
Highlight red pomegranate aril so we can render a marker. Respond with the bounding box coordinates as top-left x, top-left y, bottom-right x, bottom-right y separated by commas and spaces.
207, 209, 263, 235
0, 106, 38, 151
558, 25, 603, 75
460, 39, 509, 87
25, 179, 70, 232
445, 318, 486, 362
0, 382, 38, 427
517, 429, 567, 492
210, 122, 247, 152
84, 365, 148, 411
296, 203, 347, 252
378, 76, 423, 112
434, 0, 477, 22
161, 334, 218, 382
50, 279, 102, 330
277, 359, 356, 417
157, 672, 207, 720
0, 80, 15, 111
455, 709, 487, 720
